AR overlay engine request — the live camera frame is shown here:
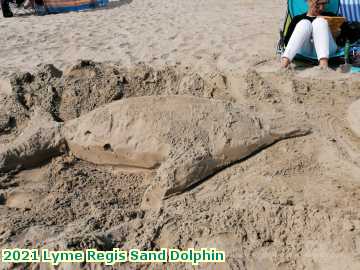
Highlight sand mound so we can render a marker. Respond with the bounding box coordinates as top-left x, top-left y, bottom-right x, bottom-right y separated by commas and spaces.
1, 62, 360, 269
59, 60, 124, 120
0, 94, 29, 144
9, 61, 122, 122
8, 60, 232, 123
